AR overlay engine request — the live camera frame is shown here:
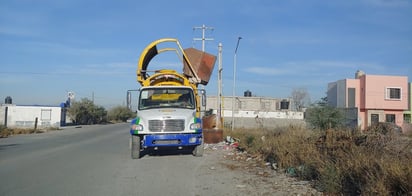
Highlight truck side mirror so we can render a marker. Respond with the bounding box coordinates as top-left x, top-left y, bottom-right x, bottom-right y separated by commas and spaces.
200, 89, 206, 107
